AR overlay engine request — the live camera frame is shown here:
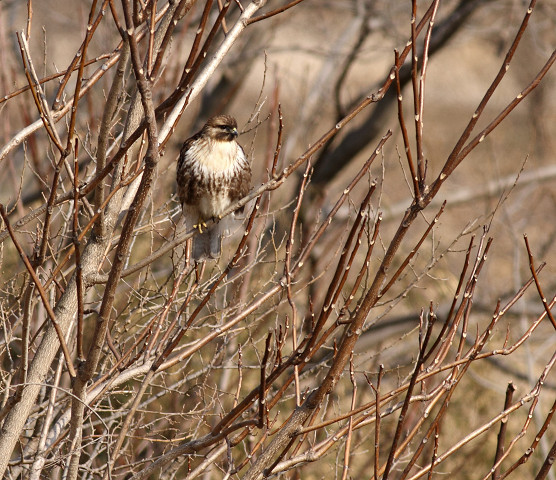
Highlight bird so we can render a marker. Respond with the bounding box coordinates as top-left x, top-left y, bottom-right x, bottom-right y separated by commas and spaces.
176, 115, 251, 261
